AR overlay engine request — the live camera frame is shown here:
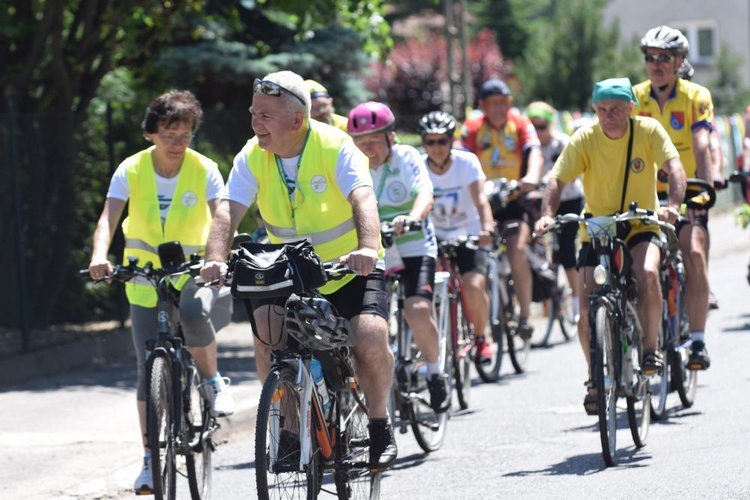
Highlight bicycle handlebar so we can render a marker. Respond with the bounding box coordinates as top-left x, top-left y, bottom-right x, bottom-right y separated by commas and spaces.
81, 255, 203, 286
539, 203, 676, 239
